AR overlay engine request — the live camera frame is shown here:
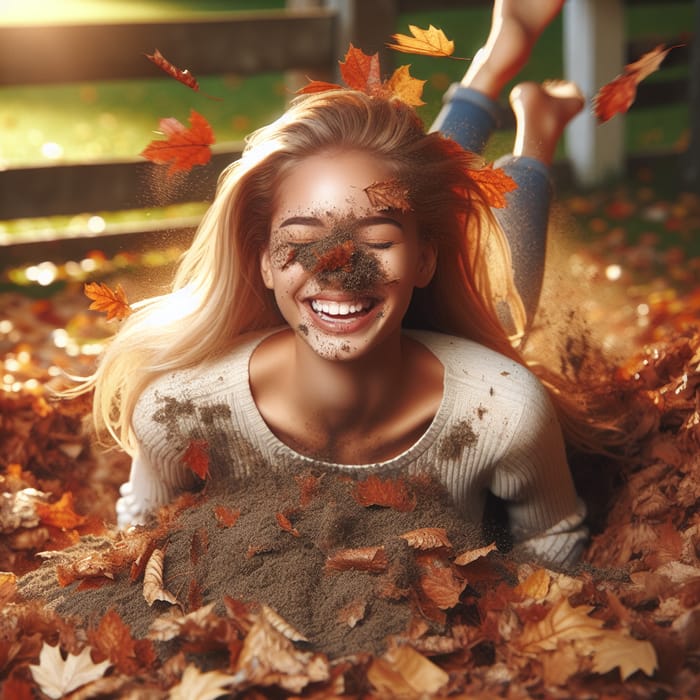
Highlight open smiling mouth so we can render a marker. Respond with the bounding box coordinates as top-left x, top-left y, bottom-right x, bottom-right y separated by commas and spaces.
309, 298, 376, 322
